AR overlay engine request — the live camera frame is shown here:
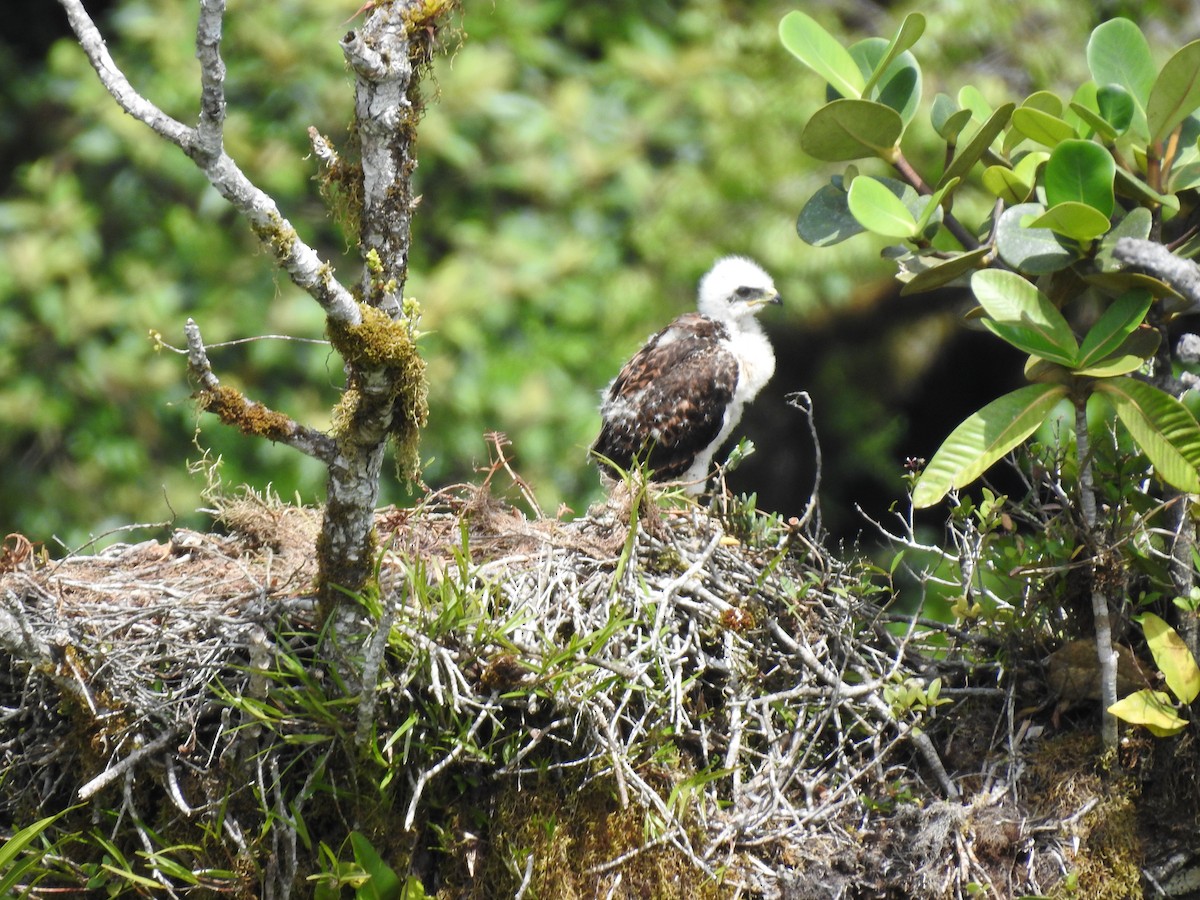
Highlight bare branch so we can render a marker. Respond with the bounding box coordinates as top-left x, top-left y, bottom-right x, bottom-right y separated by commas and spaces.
57, 0, 361, 326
